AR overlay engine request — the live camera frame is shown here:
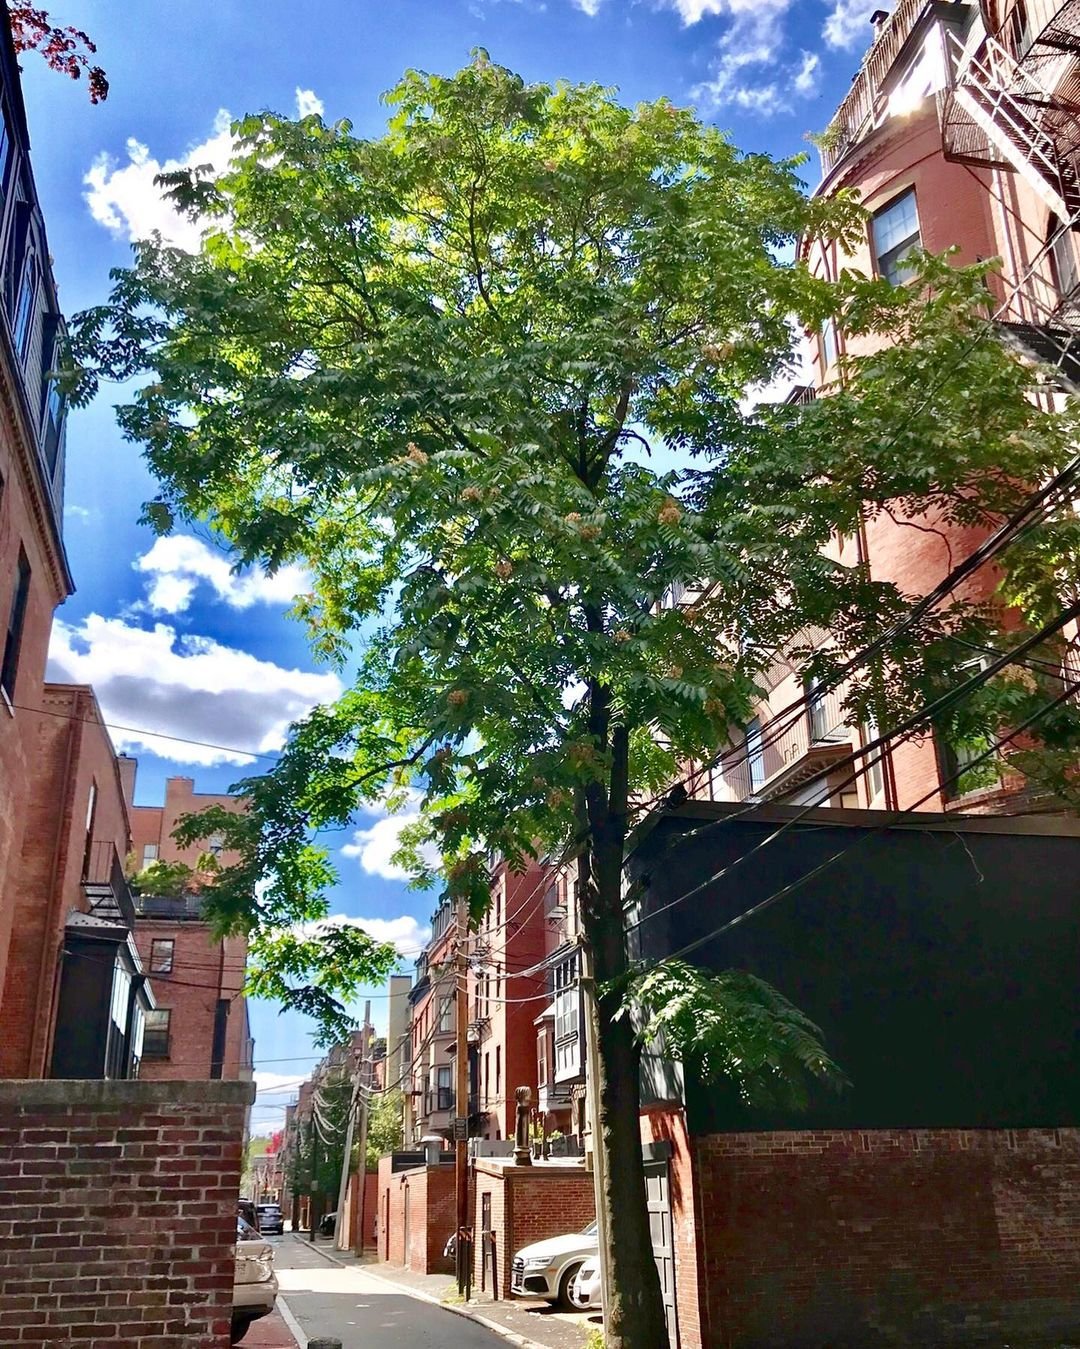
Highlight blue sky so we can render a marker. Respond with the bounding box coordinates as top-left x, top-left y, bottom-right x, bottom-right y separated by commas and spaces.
24, 0, 888, 1131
